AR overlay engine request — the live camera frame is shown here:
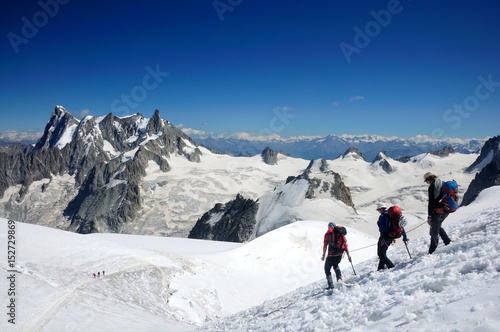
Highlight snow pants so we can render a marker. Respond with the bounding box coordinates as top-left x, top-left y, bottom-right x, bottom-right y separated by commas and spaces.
377, 236, 395, 271
429, 212, 451, 254
324, 255, 342, 282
